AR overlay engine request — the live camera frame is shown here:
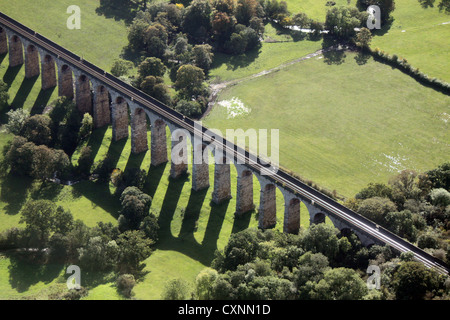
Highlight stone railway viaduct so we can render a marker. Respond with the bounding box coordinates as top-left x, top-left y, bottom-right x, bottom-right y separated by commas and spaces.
0, 12, 448, 274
